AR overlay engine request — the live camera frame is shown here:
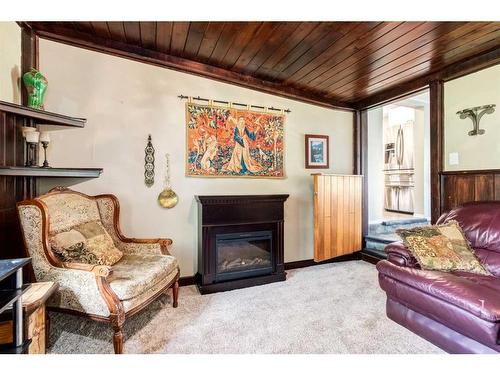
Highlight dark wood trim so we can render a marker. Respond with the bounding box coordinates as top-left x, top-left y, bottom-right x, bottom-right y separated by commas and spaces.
0, 101, 86, 127
304, 134, 330, 169
0, 166, 102, 178
440, 169, 500, 175
353, 46, 500, 110
178, 252, 365, 287
34, 29, 353, 111
353, 111, 361, 175
284, 251, 362, 270
178, 276, 196, 287
20, 25, 38, 107
360, 251, 382, 265
430, 80, 444, 223
195, 272, 286, 294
